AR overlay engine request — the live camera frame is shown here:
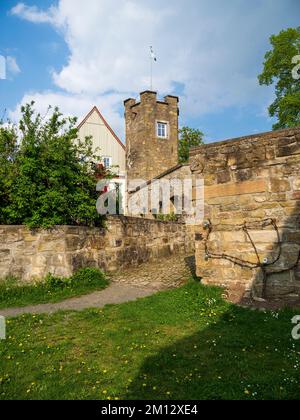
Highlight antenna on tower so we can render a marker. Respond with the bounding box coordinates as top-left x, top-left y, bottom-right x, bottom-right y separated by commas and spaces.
149, 46, 157, 90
